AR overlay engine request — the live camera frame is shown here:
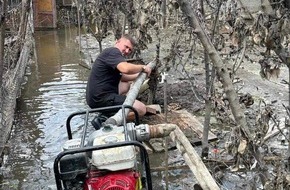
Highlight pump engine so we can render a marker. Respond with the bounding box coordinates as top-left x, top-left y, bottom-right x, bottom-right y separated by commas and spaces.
54, 106, 152, 190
